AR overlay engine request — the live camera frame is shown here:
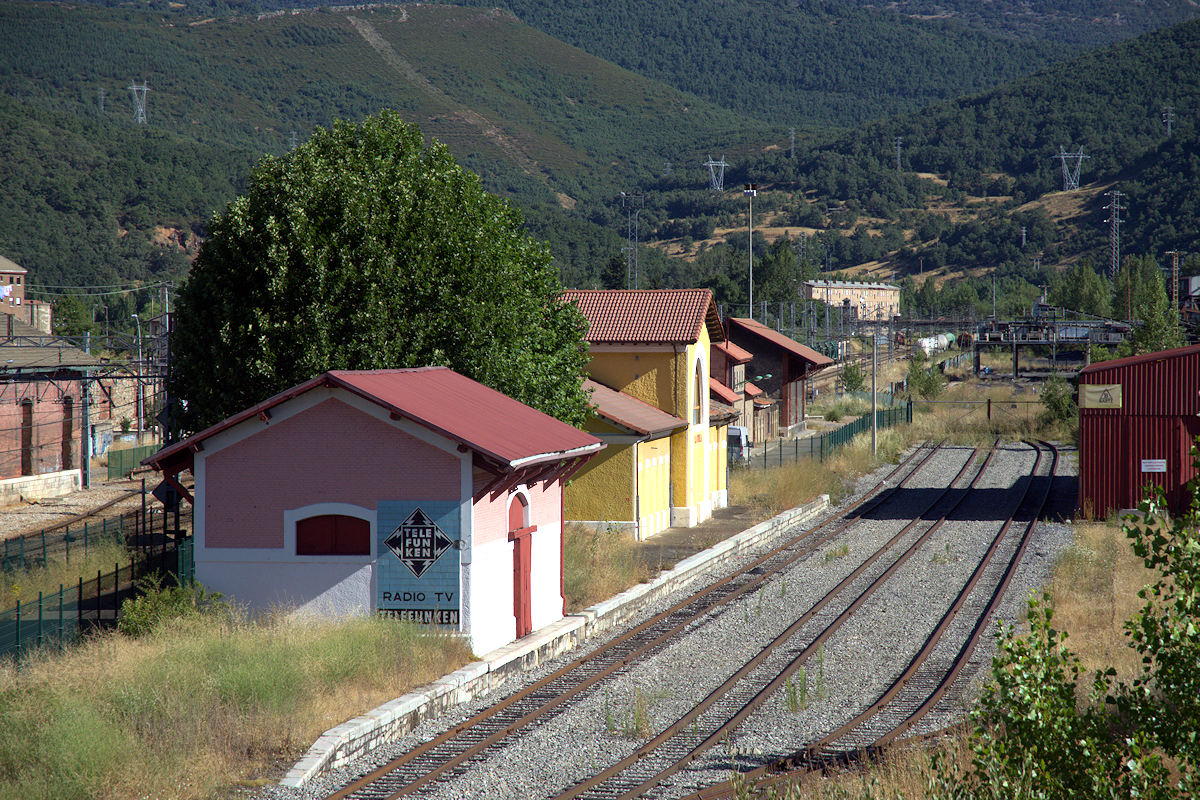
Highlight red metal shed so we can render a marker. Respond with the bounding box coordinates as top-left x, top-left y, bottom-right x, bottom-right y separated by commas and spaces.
1077, 344, 1200, 517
